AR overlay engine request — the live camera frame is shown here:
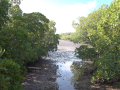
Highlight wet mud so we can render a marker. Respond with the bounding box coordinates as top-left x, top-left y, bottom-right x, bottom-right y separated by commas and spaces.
21, 40, 120, 90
